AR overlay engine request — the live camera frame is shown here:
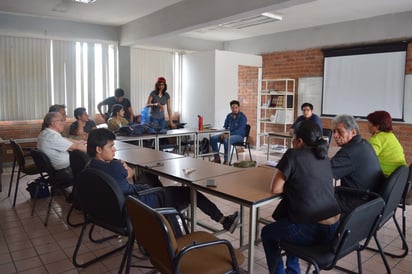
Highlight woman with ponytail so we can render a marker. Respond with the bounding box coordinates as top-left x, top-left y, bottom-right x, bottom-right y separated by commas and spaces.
261, 119, 341, 274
